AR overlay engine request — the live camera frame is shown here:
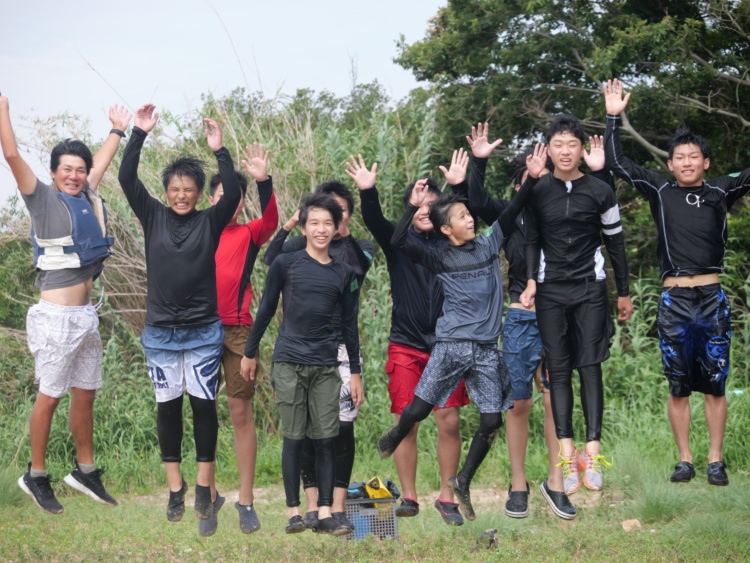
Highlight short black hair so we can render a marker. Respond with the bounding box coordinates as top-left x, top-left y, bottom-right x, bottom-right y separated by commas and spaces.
428, 193, 466, 235
209, 169, 248, 197
668, 128, 710, 159
50, 139, 93, 173
511, 148, 554, 186
299, 193, 343, 230
546, 115, 585, 145
315, 181, 355, 214
402, 178, 442, 208
161, 157, 206, 192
